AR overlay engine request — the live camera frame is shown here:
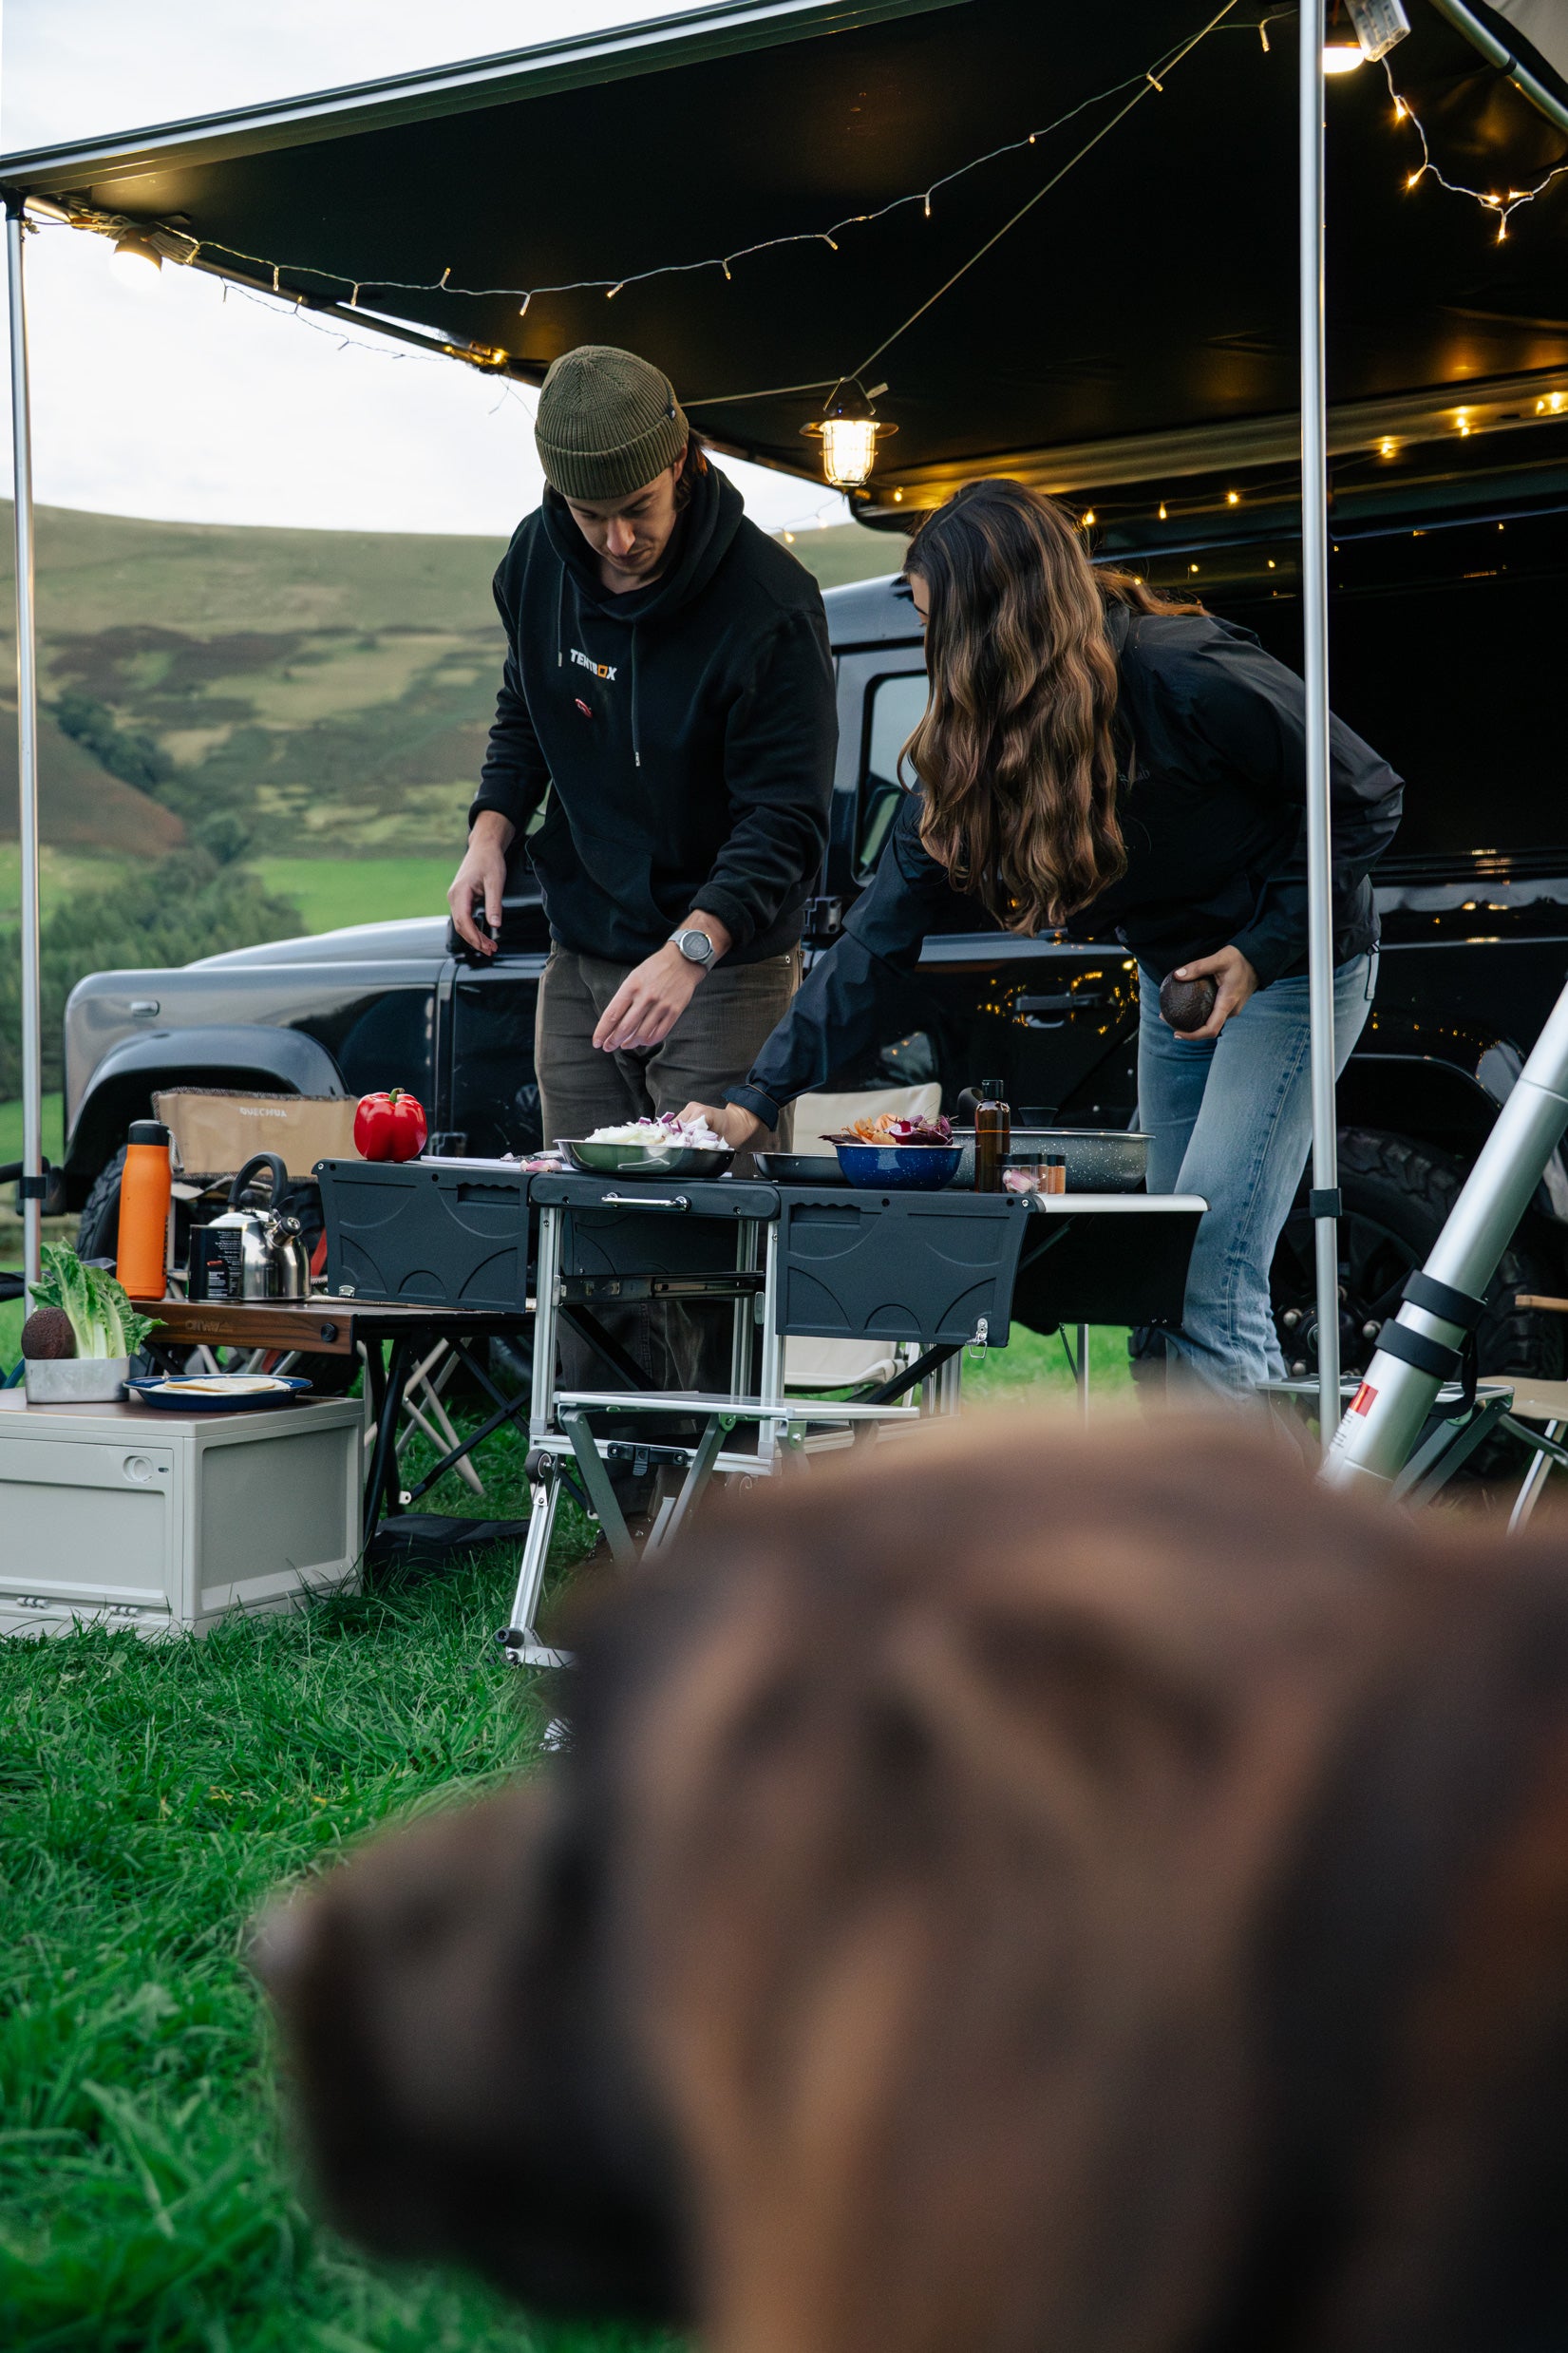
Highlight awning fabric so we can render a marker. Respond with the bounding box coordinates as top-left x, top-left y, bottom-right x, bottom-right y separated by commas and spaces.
2, 0, 1567, 519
